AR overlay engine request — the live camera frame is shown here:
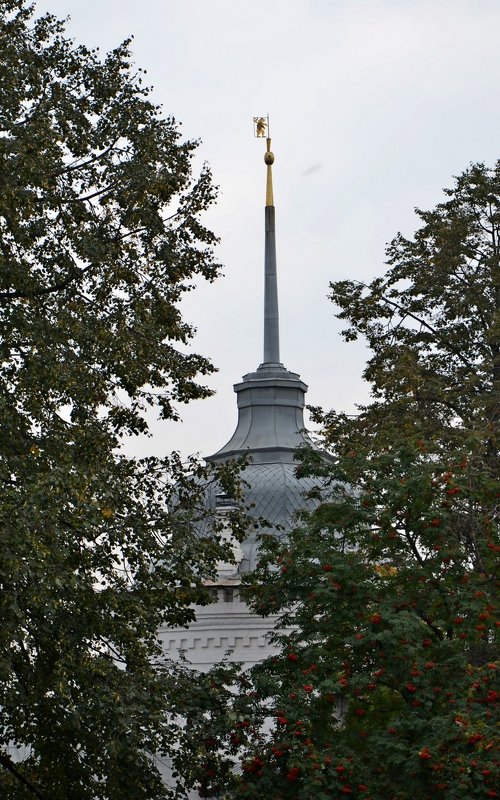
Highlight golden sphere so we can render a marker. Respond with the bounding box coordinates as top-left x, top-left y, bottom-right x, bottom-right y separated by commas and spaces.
264, 151, 274, 165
